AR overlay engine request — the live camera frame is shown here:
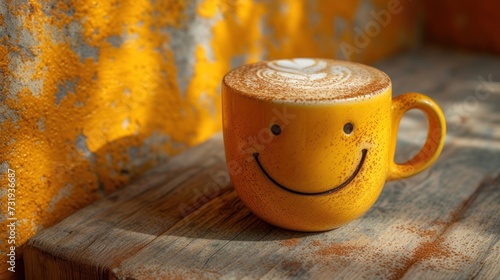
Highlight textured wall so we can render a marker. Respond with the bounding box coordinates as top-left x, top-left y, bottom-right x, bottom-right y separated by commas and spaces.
0, 0, 419, 277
